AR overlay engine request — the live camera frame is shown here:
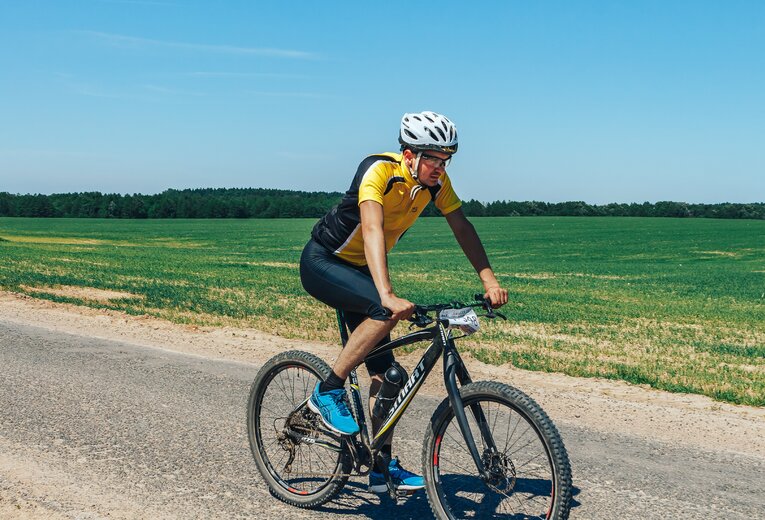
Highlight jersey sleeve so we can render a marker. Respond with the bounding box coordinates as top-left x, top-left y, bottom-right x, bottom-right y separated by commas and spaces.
357, 162, 388, 206
434, 172, 462, 215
